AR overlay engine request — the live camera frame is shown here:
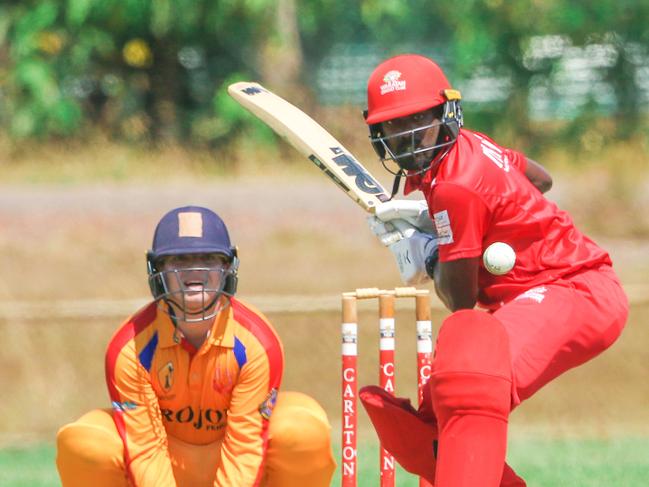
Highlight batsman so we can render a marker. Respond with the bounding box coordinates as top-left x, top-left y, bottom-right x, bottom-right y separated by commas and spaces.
360, 54, 629, 486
